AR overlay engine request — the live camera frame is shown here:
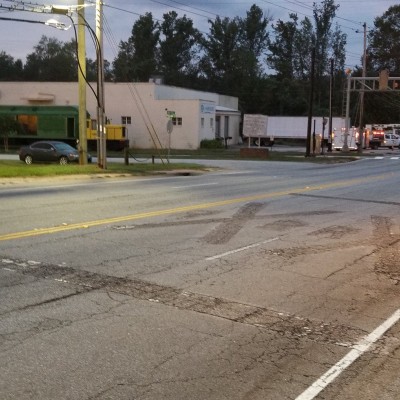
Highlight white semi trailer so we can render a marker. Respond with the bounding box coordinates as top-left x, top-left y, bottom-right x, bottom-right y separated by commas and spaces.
242, 115, 349, 148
